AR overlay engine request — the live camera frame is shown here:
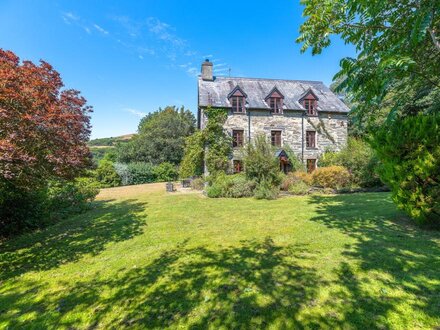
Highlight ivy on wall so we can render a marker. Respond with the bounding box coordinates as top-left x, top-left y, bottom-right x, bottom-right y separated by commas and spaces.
306, 117, 336, 144
179, 107, 232, 178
